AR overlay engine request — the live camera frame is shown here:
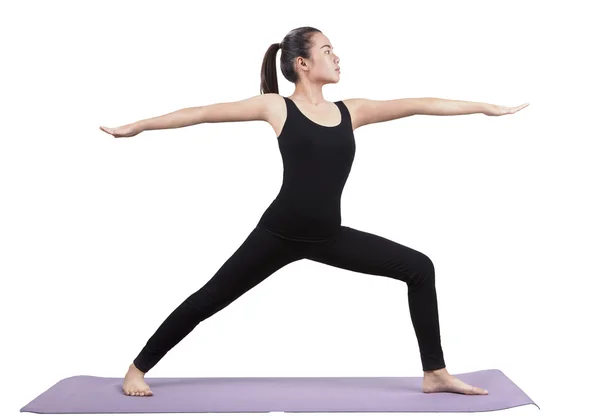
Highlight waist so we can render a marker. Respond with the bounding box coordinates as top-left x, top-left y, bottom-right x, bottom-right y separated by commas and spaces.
257, 197, 341, 241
